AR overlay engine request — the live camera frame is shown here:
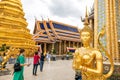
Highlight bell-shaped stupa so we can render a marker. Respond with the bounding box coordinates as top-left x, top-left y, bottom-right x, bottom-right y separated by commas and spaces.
0, 0, 36, 50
